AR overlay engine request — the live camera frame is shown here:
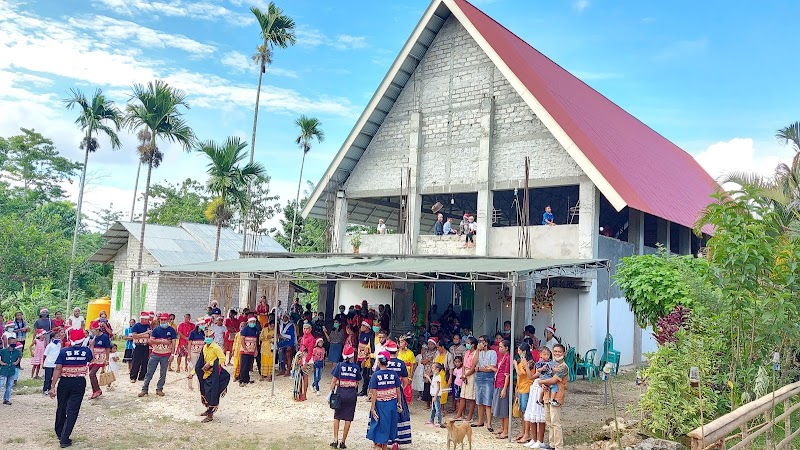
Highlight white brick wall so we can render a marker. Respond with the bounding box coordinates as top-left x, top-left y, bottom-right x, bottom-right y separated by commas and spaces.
343, 14, 584, 199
